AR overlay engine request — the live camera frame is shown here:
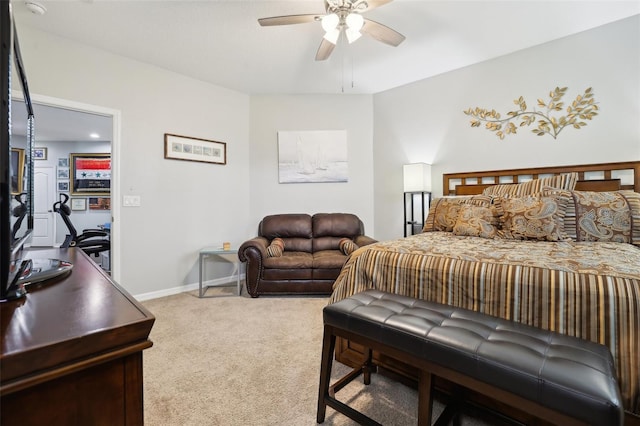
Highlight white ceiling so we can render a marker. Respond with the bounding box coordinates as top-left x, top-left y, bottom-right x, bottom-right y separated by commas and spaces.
12, 0, 640, 96
9, 1, 640, 143
11, 99, 113, 142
